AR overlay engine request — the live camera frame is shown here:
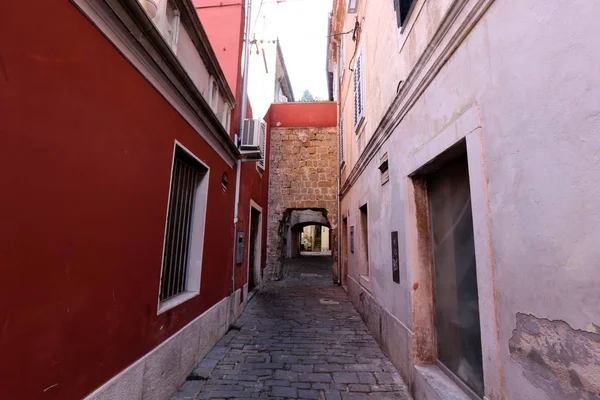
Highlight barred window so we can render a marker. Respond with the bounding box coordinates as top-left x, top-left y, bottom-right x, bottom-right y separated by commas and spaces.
159, 145, 209, 310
